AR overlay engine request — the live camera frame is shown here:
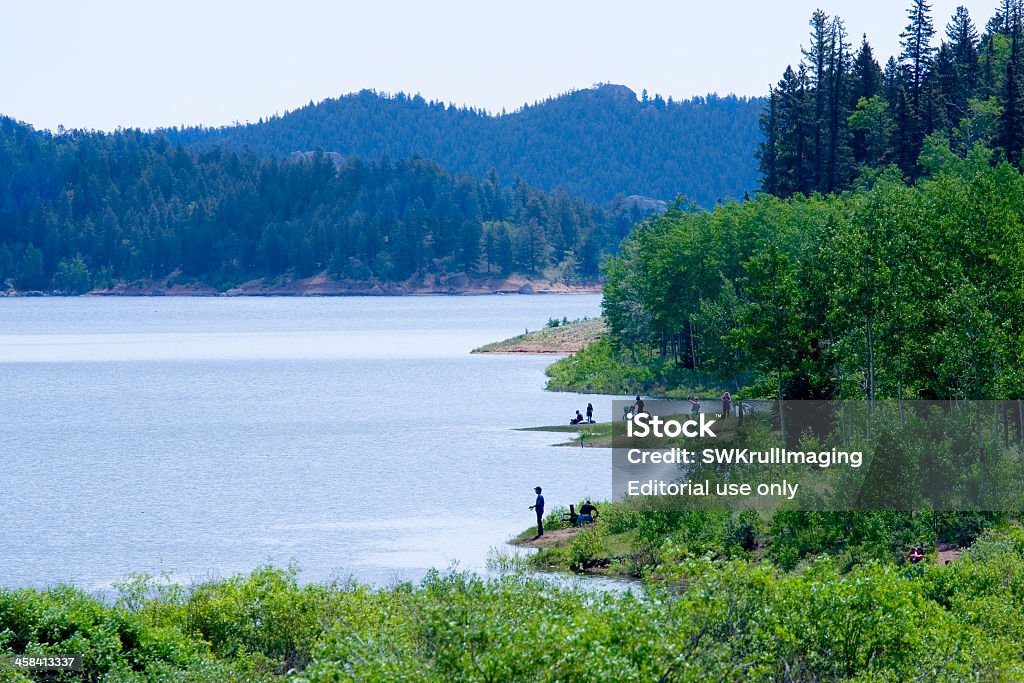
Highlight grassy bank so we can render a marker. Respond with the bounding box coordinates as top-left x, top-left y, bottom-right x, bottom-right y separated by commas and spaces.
514, 498, 997, 576
6, 529, 1024, 680
472, 317, 606, 354
544, 337, 732, 397
516, 421, 614, 447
